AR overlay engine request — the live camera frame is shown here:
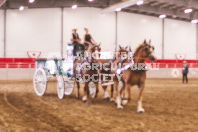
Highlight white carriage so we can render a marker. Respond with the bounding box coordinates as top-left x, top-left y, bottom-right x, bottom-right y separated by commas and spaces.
33, 44, 75, 99
33, 44, 97, 99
